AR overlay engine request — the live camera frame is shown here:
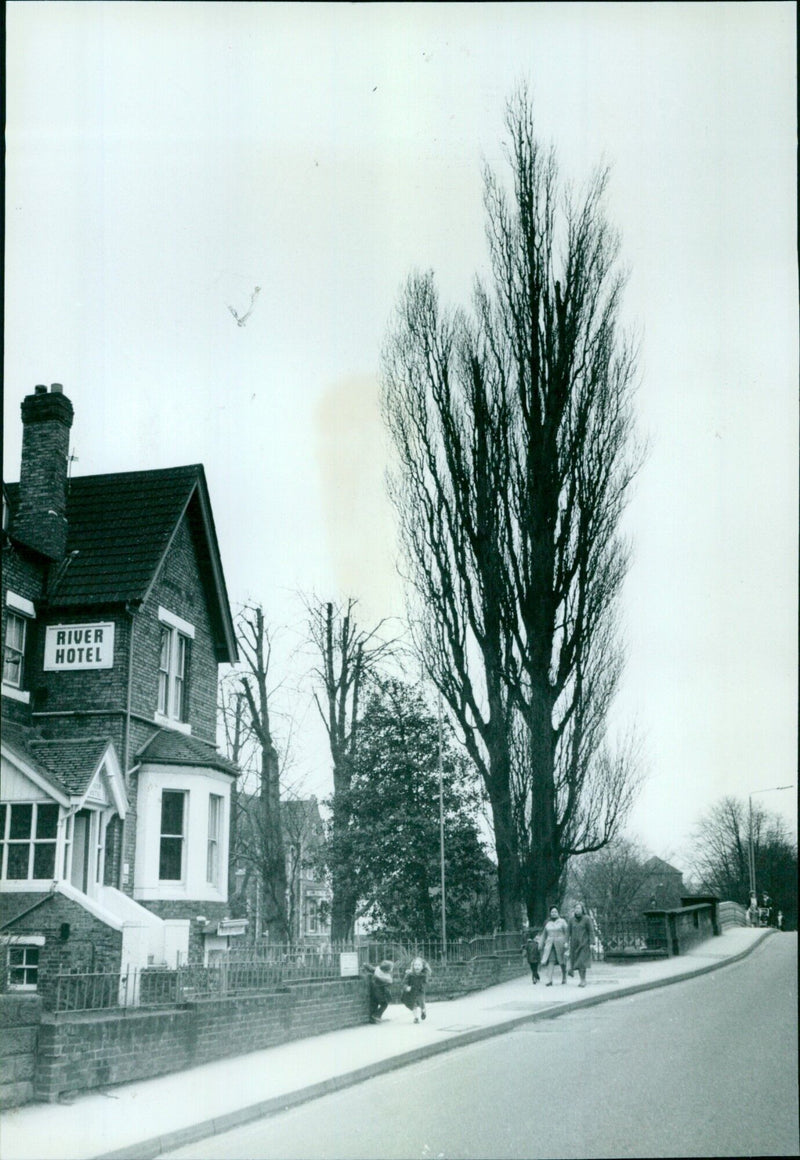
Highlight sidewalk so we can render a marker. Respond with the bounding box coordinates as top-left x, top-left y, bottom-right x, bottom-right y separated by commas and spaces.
0, 927, 774, 1160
